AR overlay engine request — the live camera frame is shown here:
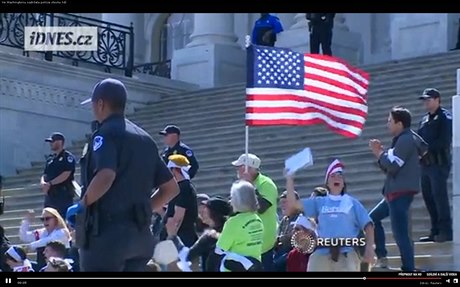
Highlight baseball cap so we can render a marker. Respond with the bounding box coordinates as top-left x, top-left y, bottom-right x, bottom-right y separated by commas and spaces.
418, 88, 441, 100
159, 125, 181, 136
231, 153, 261, 169
80, 78, 128, 106
290, 215, 315, 231
202, 197, 233, 217
45, 132, 65, 142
